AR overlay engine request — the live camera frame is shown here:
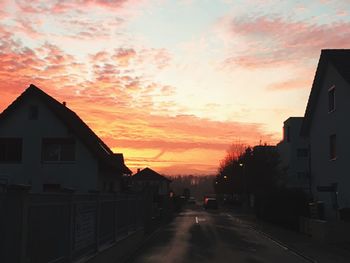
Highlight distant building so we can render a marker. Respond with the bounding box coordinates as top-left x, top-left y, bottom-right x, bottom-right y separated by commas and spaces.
0, 84, 131, 193
132, 167, 171, 196
301, 49, 350, 220
276, 117, 310, 191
